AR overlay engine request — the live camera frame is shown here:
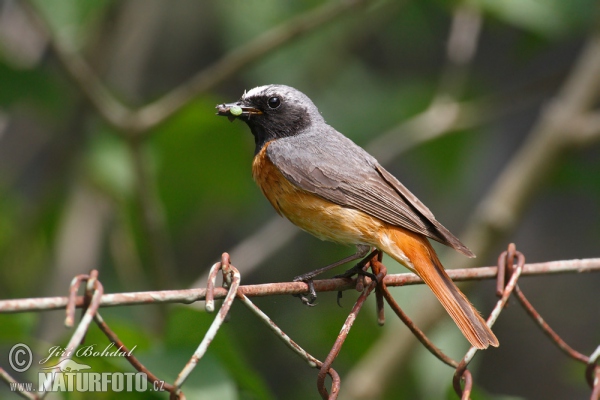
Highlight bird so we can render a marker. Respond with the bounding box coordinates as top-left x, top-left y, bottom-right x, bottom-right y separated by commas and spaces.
216, 84, 499, 349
